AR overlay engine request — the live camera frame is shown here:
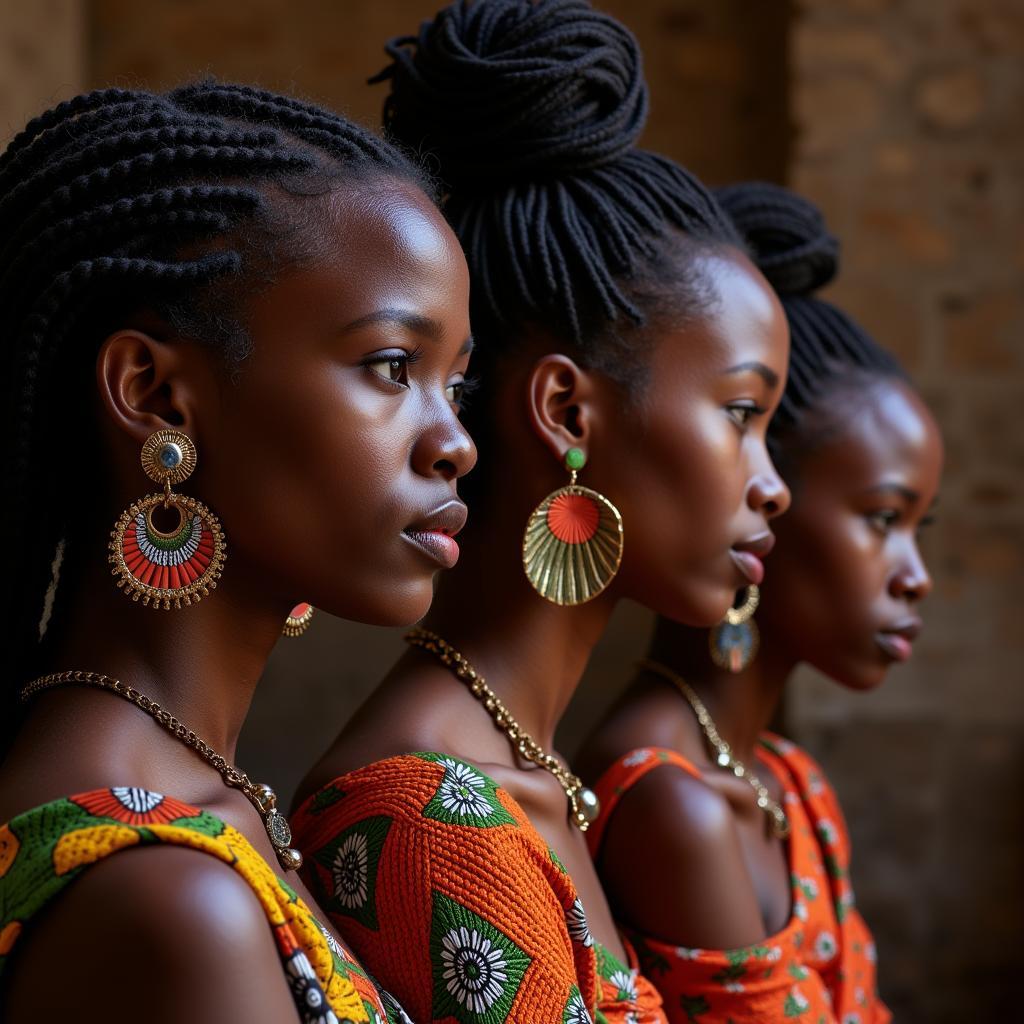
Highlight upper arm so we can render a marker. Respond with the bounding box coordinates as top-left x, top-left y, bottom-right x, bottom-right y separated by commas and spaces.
3, 846, 300, 1024
598, 766, 768, 950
